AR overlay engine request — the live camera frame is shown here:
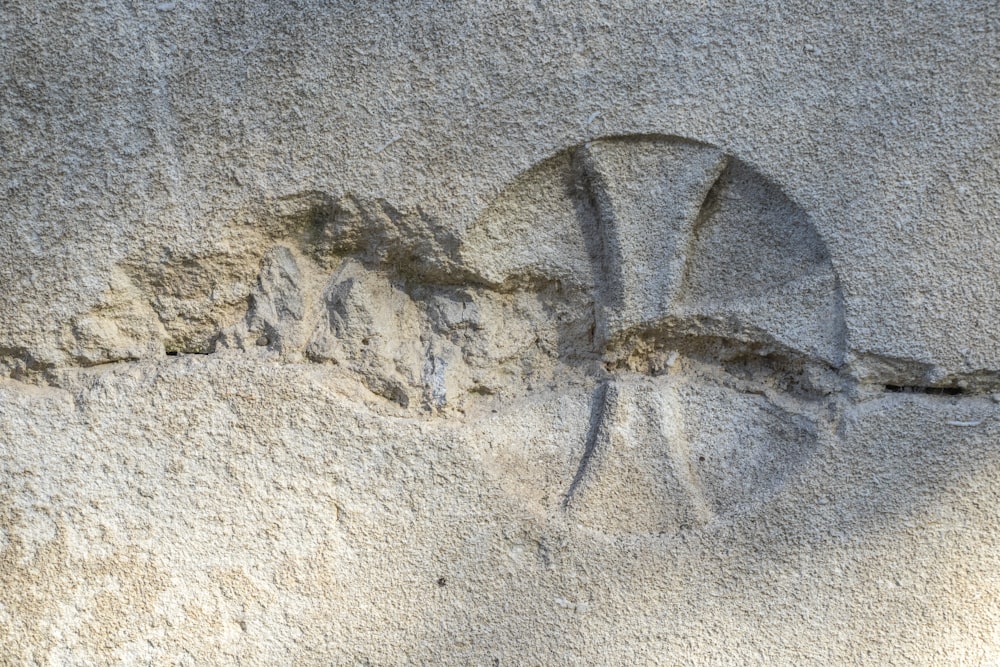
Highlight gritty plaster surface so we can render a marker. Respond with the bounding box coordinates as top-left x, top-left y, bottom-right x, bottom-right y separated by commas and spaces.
1, 1, 999, 664
1, 357, 999, 665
